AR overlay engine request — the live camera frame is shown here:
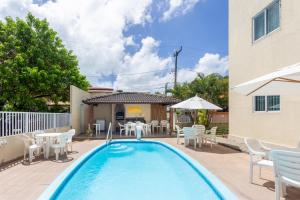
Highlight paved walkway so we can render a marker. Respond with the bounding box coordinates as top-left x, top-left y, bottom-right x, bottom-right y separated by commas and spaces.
0, 138, 299, 200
